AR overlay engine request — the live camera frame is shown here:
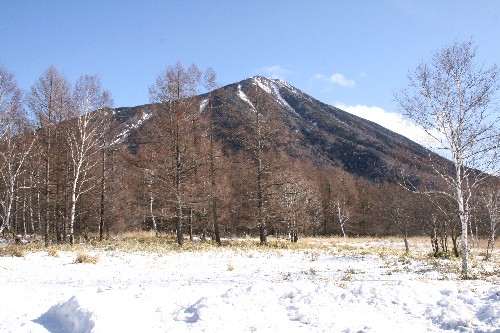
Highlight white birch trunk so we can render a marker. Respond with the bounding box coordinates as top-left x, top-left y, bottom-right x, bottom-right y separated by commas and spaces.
68, 162, 81, 245
456, 169, 469, 277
